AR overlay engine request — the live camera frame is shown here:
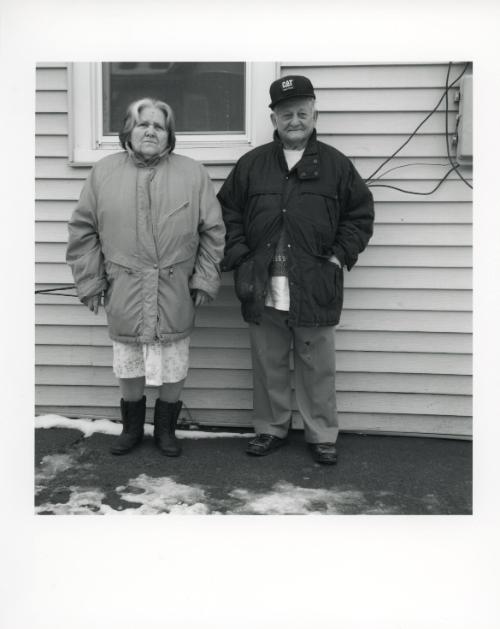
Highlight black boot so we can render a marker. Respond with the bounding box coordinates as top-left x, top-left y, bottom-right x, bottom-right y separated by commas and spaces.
154, 399, 183, 456
110, 396, 146, 455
